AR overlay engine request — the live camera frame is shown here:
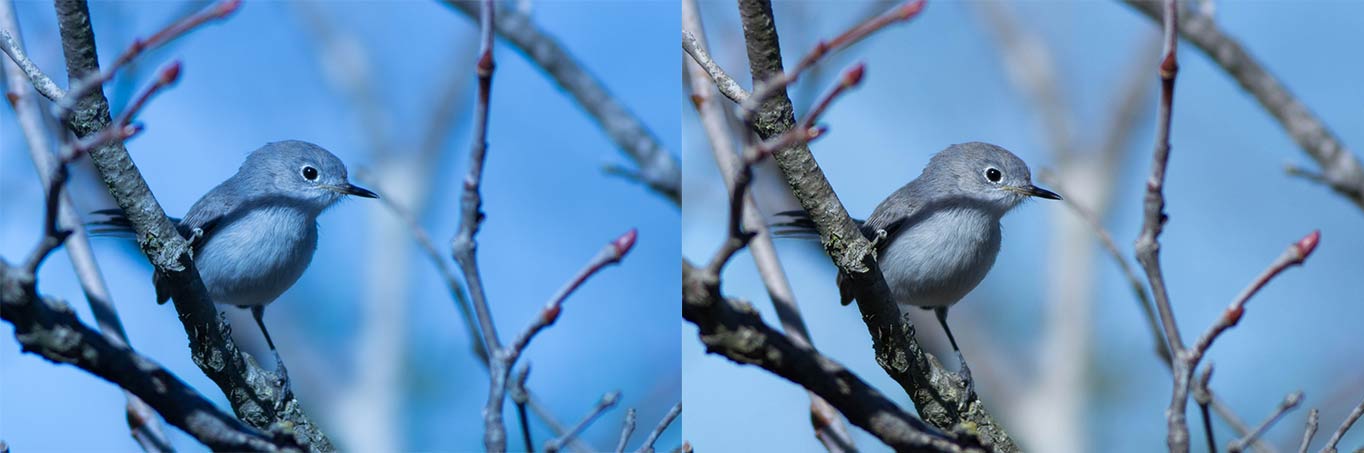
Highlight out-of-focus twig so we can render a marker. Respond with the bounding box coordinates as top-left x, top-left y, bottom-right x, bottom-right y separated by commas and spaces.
1322, 394, 1364, 453
1121, 0, 1364, 212
545, 391, 621, 453
1229, 391, 1303, 453
441, 0, 680, 205
616, 408, 637, 453
636, 402, 681, 453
